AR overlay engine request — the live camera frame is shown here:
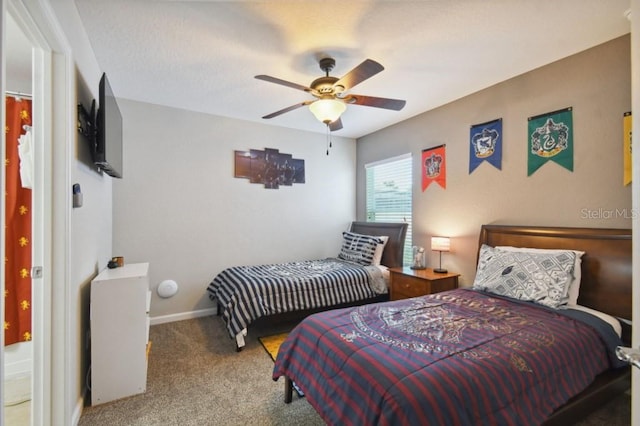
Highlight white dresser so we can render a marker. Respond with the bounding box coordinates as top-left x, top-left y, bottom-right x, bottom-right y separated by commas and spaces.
90, 262, 151, 405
